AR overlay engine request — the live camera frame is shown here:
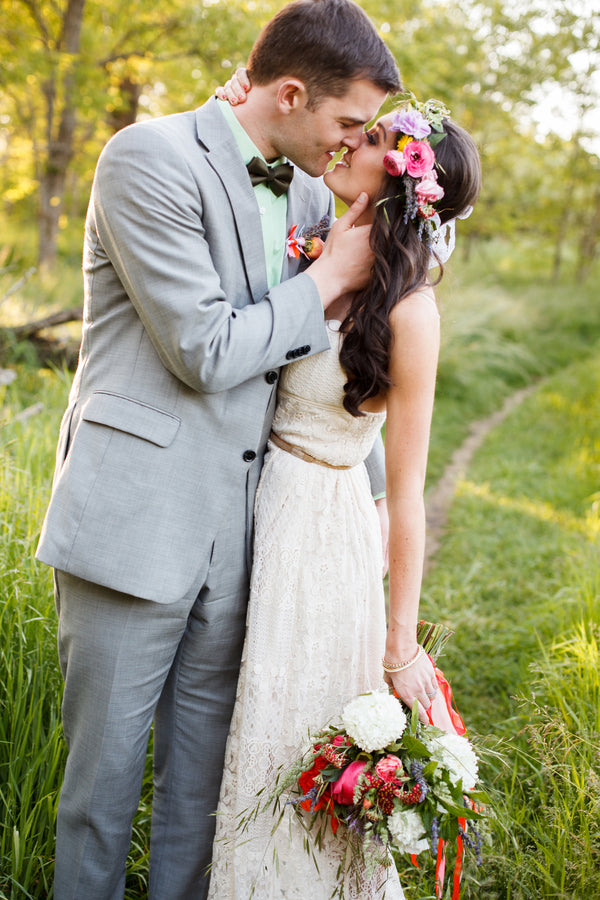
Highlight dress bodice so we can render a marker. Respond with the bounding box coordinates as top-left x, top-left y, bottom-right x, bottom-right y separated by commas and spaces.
272, 321, 386, 468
